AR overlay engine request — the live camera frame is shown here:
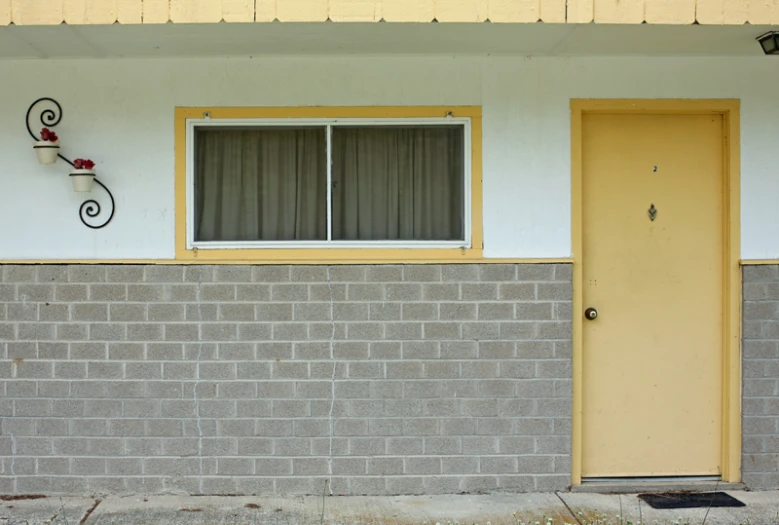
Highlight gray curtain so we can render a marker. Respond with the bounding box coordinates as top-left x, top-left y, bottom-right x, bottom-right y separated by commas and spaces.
195, 128, 326, 241
195, 125, 464, 243
332, 126, 464, 241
